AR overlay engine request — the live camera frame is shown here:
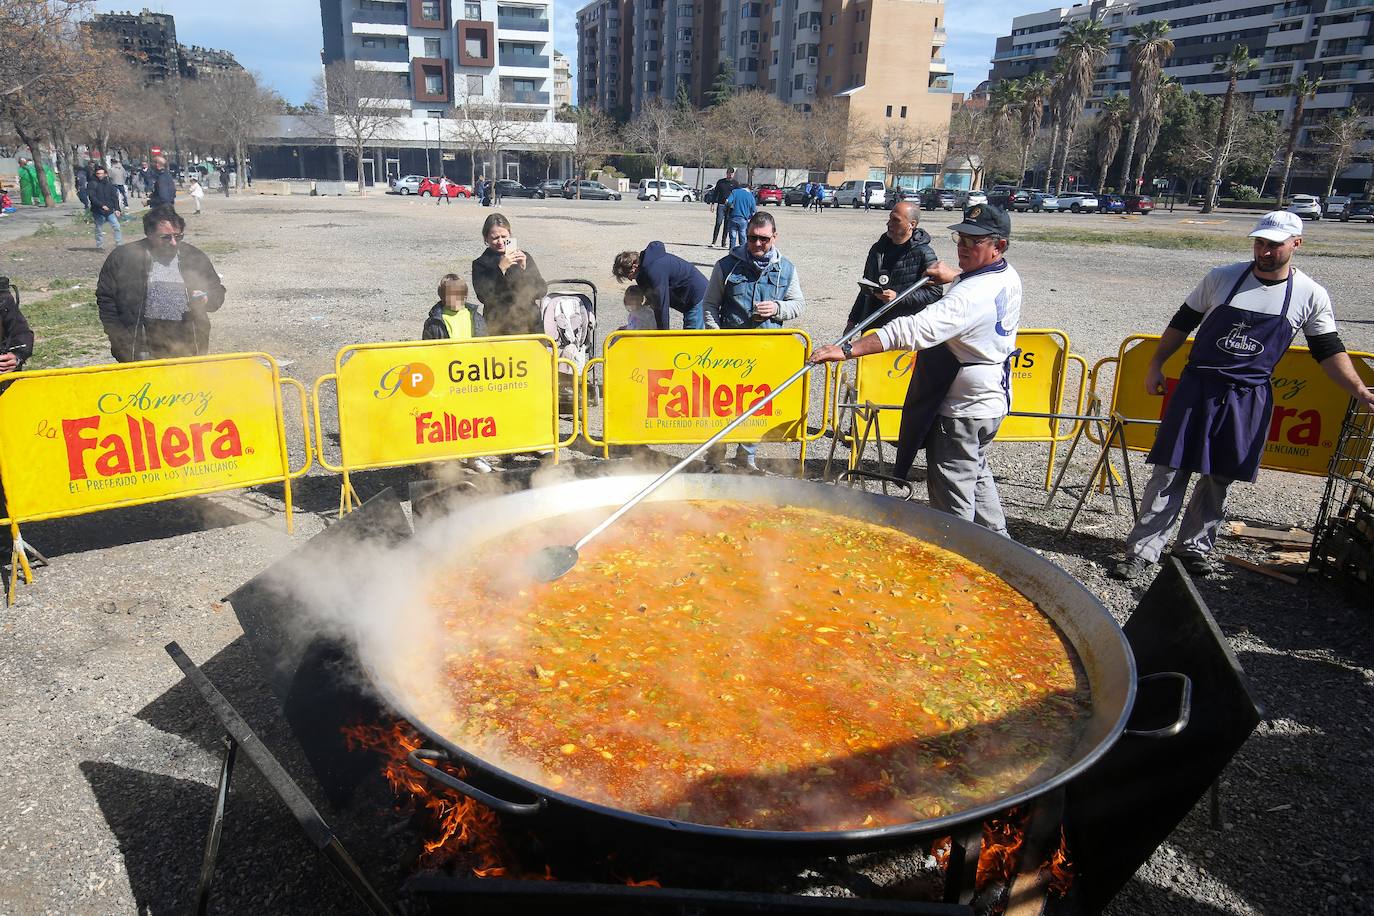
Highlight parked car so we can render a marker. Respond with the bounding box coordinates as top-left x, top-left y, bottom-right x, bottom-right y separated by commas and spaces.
884, 187, 923, 208
1123, 194, 1155, 214
418, 177, 473, 198
495, 179, 545, 199
835, 179, 887, 208
956, 190, 989, 208
1056, 192, 1099, 213
393, 174, 426, 195
918, 187, 957, 211
783, 183, 811, 206
987, 187, 1034, 212
1030, 192, 1061, 212
563, 179, 622, 200
1097, 194, 1126, 214
1288, 194, 1321, 220
1340, 199, 1374, 222
539, 179, 566, 195
1323, 195, 1350, 218
637, 178, 695, 201
754, 183, 784, 206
